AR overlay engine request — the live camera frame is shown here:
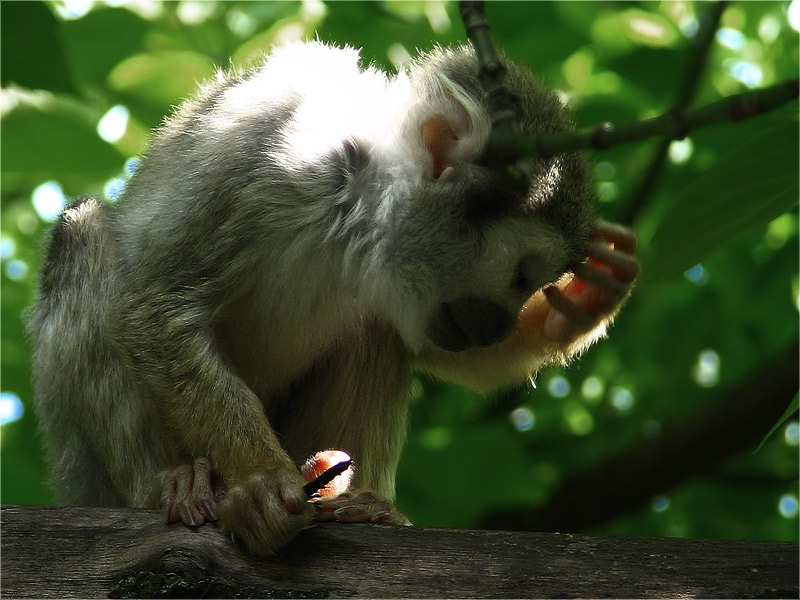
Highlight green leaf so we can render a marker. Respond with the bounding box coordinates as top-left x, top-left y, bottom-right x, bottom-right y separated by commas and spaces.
1, 94, 124, 183
0, 1, 77, 95
61, 7, 148, 87
643, 106, 799, 282
753, 394, 799, 454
